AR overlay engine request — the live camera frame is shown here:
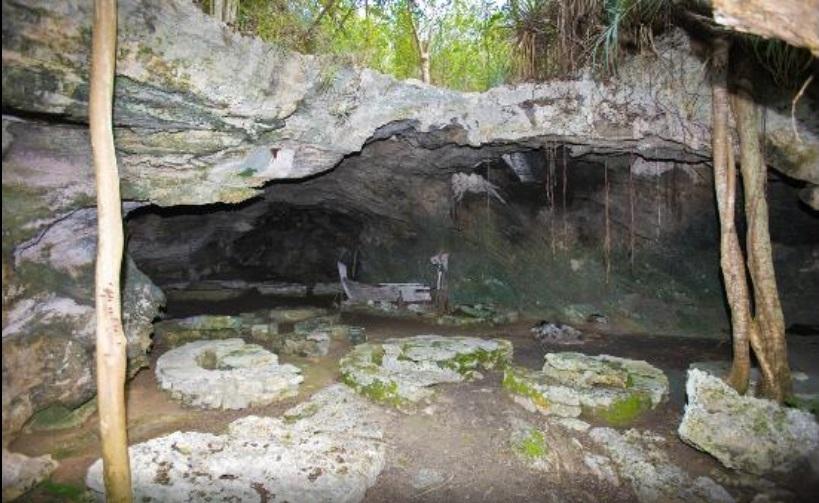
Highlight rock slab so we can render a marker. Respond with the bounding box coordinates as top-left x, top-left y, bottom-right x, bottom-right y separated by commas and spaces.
590, 428, 734, 503
1, 449, 58, 501
503, 352, 668, 425
340, 335, 512, 409
678, 368, 819, 476
155, 339, 303, 409
86, 384, 386, 502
